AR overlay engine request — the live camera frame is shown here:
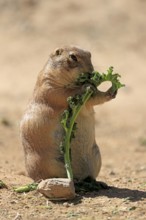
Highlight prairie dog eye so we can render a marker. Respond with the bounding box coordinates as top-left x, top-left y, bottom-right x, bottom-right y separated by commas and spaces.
69, 54, 78, 62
